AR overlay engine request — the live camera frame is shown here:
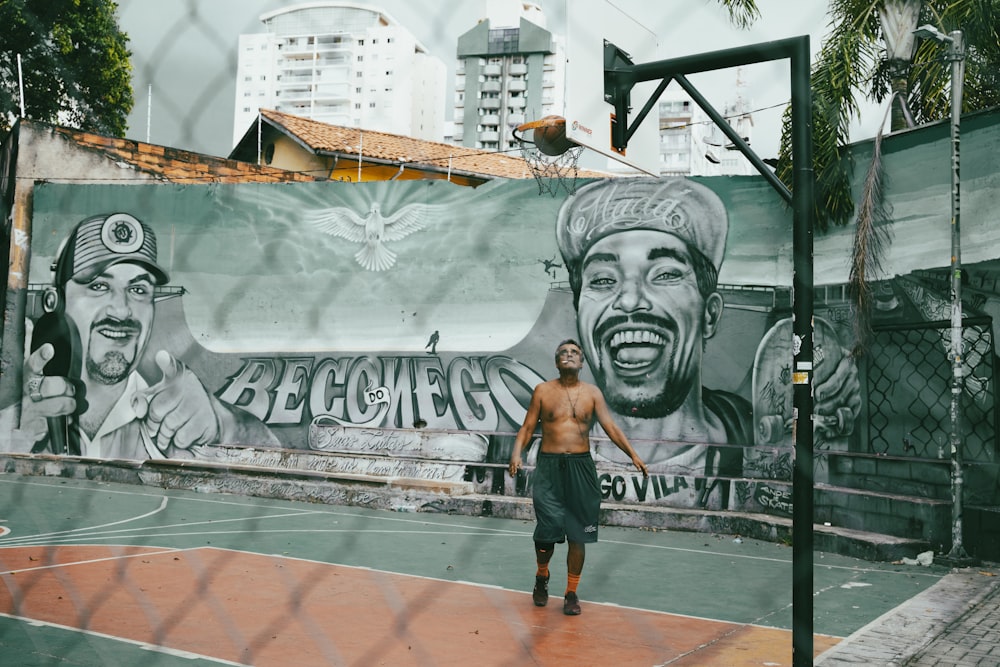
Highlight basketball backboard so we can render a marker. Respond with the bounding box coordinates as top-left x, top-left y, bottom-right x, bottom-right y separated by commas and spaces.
564, 0, 660, 175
